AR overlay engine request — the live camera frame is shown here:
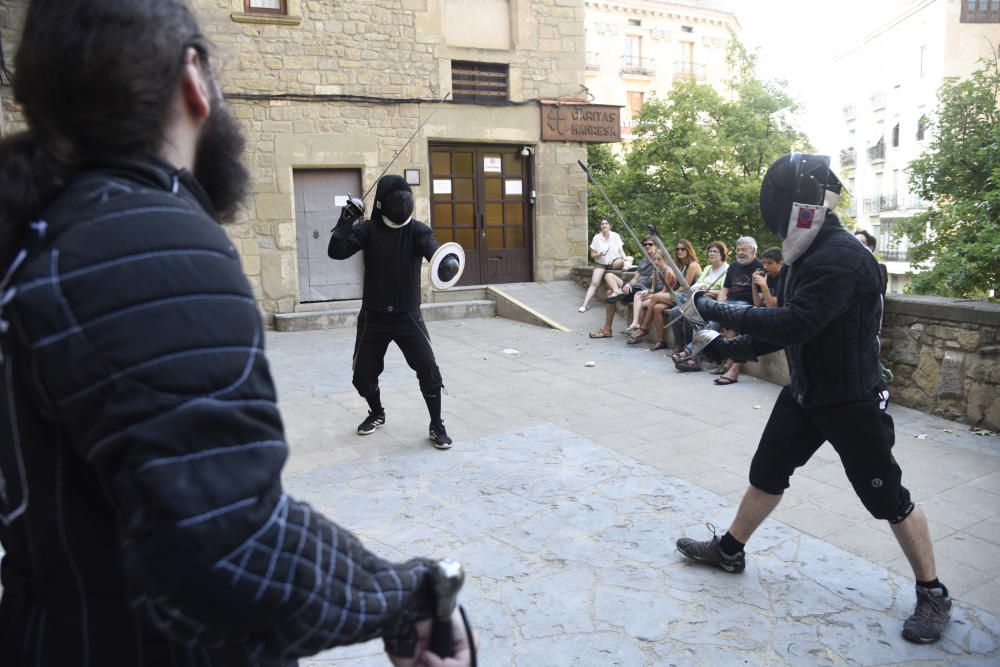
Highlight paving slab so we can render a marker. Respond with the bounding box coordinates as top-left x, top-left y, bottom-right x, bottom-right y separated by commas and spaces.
266, 280, 1000, 665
